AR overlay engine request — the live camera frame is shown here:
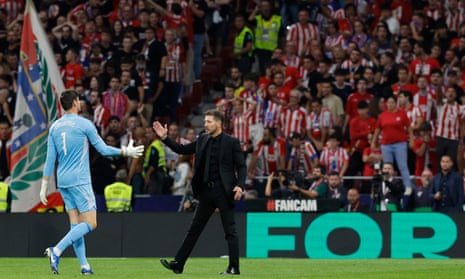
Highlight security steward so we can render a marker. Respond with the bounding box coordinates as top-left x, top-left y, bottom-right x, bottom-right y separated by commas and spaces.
104, 169, 133, 212
144, 130, 170, 195
0, 181, 12, 213
233, 13, 254, 76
